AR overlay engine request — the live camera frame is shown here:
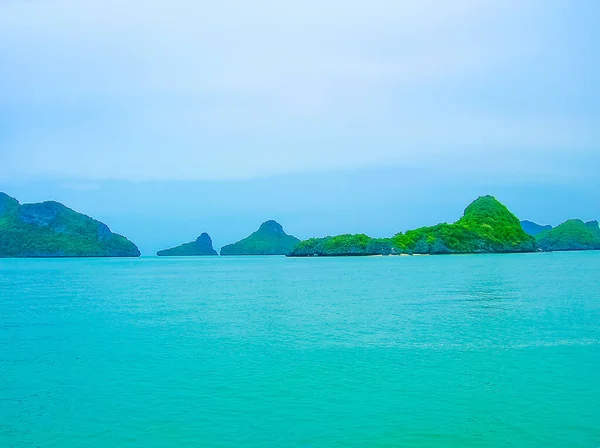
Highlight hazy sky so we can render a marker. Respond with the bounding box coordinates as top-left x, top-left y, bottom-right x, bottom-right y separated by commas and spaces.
1, 1, 598, 253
